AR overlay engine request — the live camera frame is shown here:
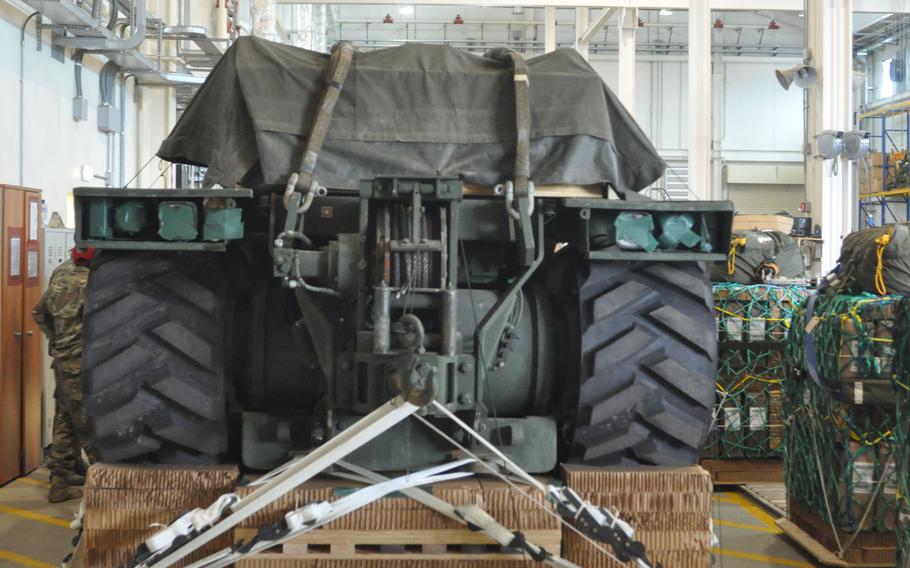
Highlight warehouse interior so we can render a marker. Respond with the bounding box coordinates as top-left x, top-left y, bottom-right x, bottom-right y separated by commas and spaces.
1, 1, 909, 567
